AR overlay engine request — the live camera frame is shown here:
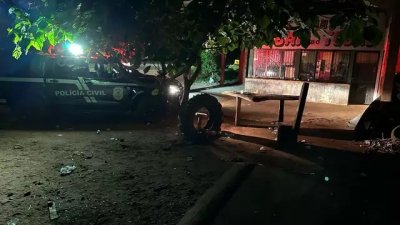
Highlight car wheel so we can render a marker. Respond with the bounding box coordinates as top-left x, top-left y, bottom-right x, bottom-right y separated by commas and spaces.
133, 95, 164, 122
10, 95, 47, 121
179, 94, 223, 143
